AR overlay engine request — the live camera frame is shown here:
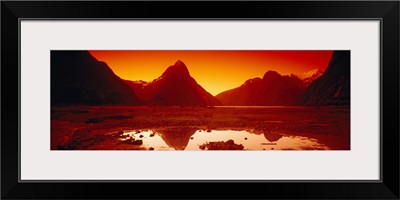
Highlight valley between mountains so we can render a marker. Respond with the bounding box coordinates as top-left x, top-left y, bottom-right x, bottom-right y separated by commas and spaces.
51, 50, 350, 150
